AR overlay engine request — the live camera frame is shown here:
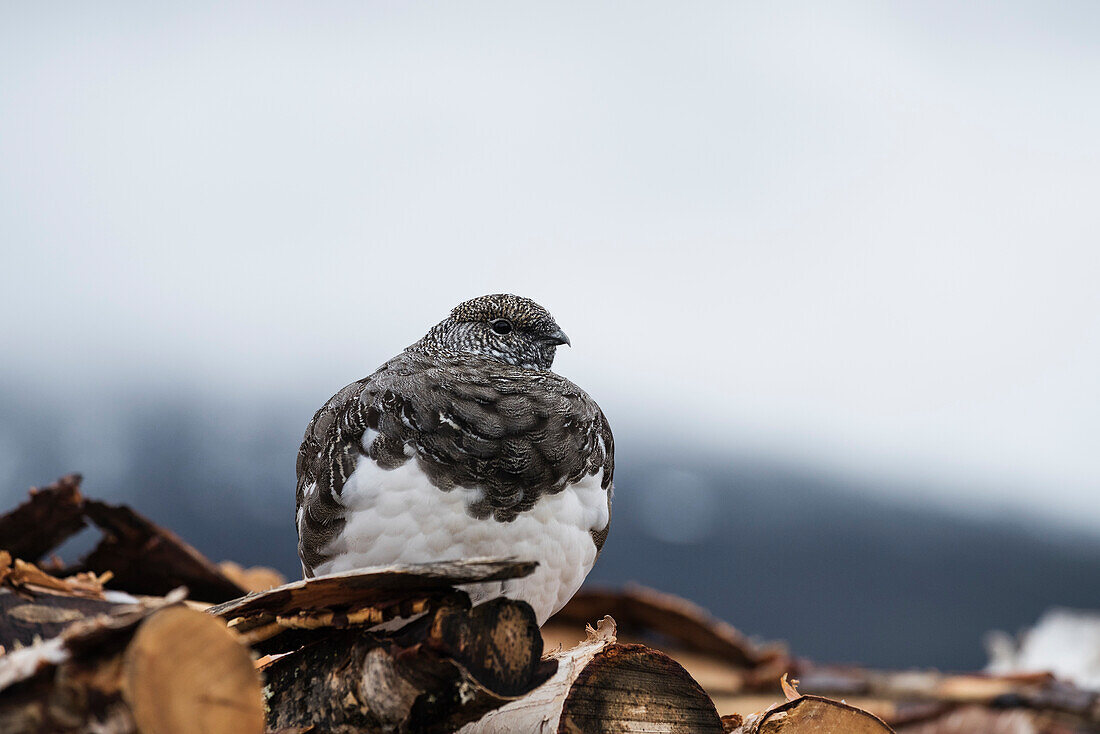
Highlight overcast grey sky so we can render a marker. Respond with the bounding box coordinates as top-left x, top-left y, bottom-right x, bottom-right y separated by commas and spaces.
2, 2, 1099, 527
